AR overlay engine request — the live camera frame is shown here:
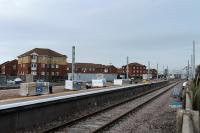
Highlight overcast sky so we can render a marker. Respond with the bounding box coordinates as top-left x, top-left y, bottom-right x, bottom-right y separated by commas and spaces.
0, 0, 199, 72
